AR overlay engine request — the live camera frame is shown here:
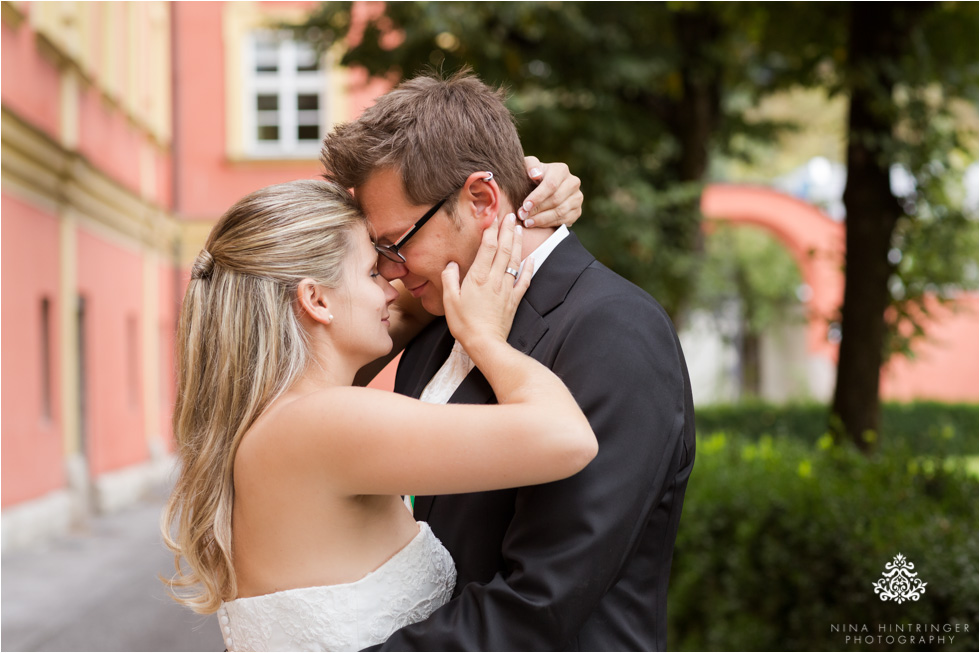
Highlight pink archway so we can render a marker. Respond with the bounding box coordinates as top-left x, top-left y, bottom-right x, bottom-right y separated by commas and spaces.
700, 184, 843, 361
699, 184, 978, 402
